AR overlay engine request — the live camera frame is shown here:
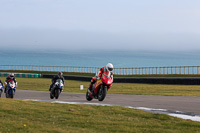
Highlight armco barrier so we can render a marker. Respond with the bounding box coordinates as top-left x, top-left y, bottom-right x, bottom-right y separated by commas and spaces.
43, 74, 91, 81
0, 72, 41, 78
113, 77, 200, 85
42, 74, 200, 85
